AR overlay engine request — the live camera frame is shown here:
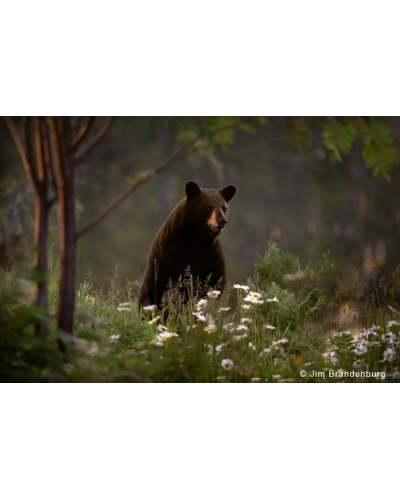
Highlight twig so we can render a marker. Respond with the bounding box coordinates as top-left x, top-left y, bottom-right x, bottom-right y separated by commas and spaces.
74, 117, 115, 162
70, 117, 95, 149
